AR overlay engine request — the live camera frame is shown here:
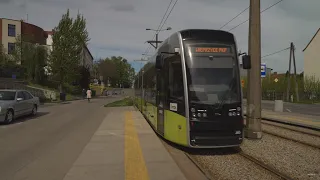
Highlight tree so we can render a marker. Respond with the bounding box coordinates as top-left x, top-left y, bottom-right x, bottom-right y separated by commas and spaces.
9, 34, 48, 83
0, 44, 8, 65
49, 9, 90, 92
78, 66, 91, 89
98, 56, 135, 88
